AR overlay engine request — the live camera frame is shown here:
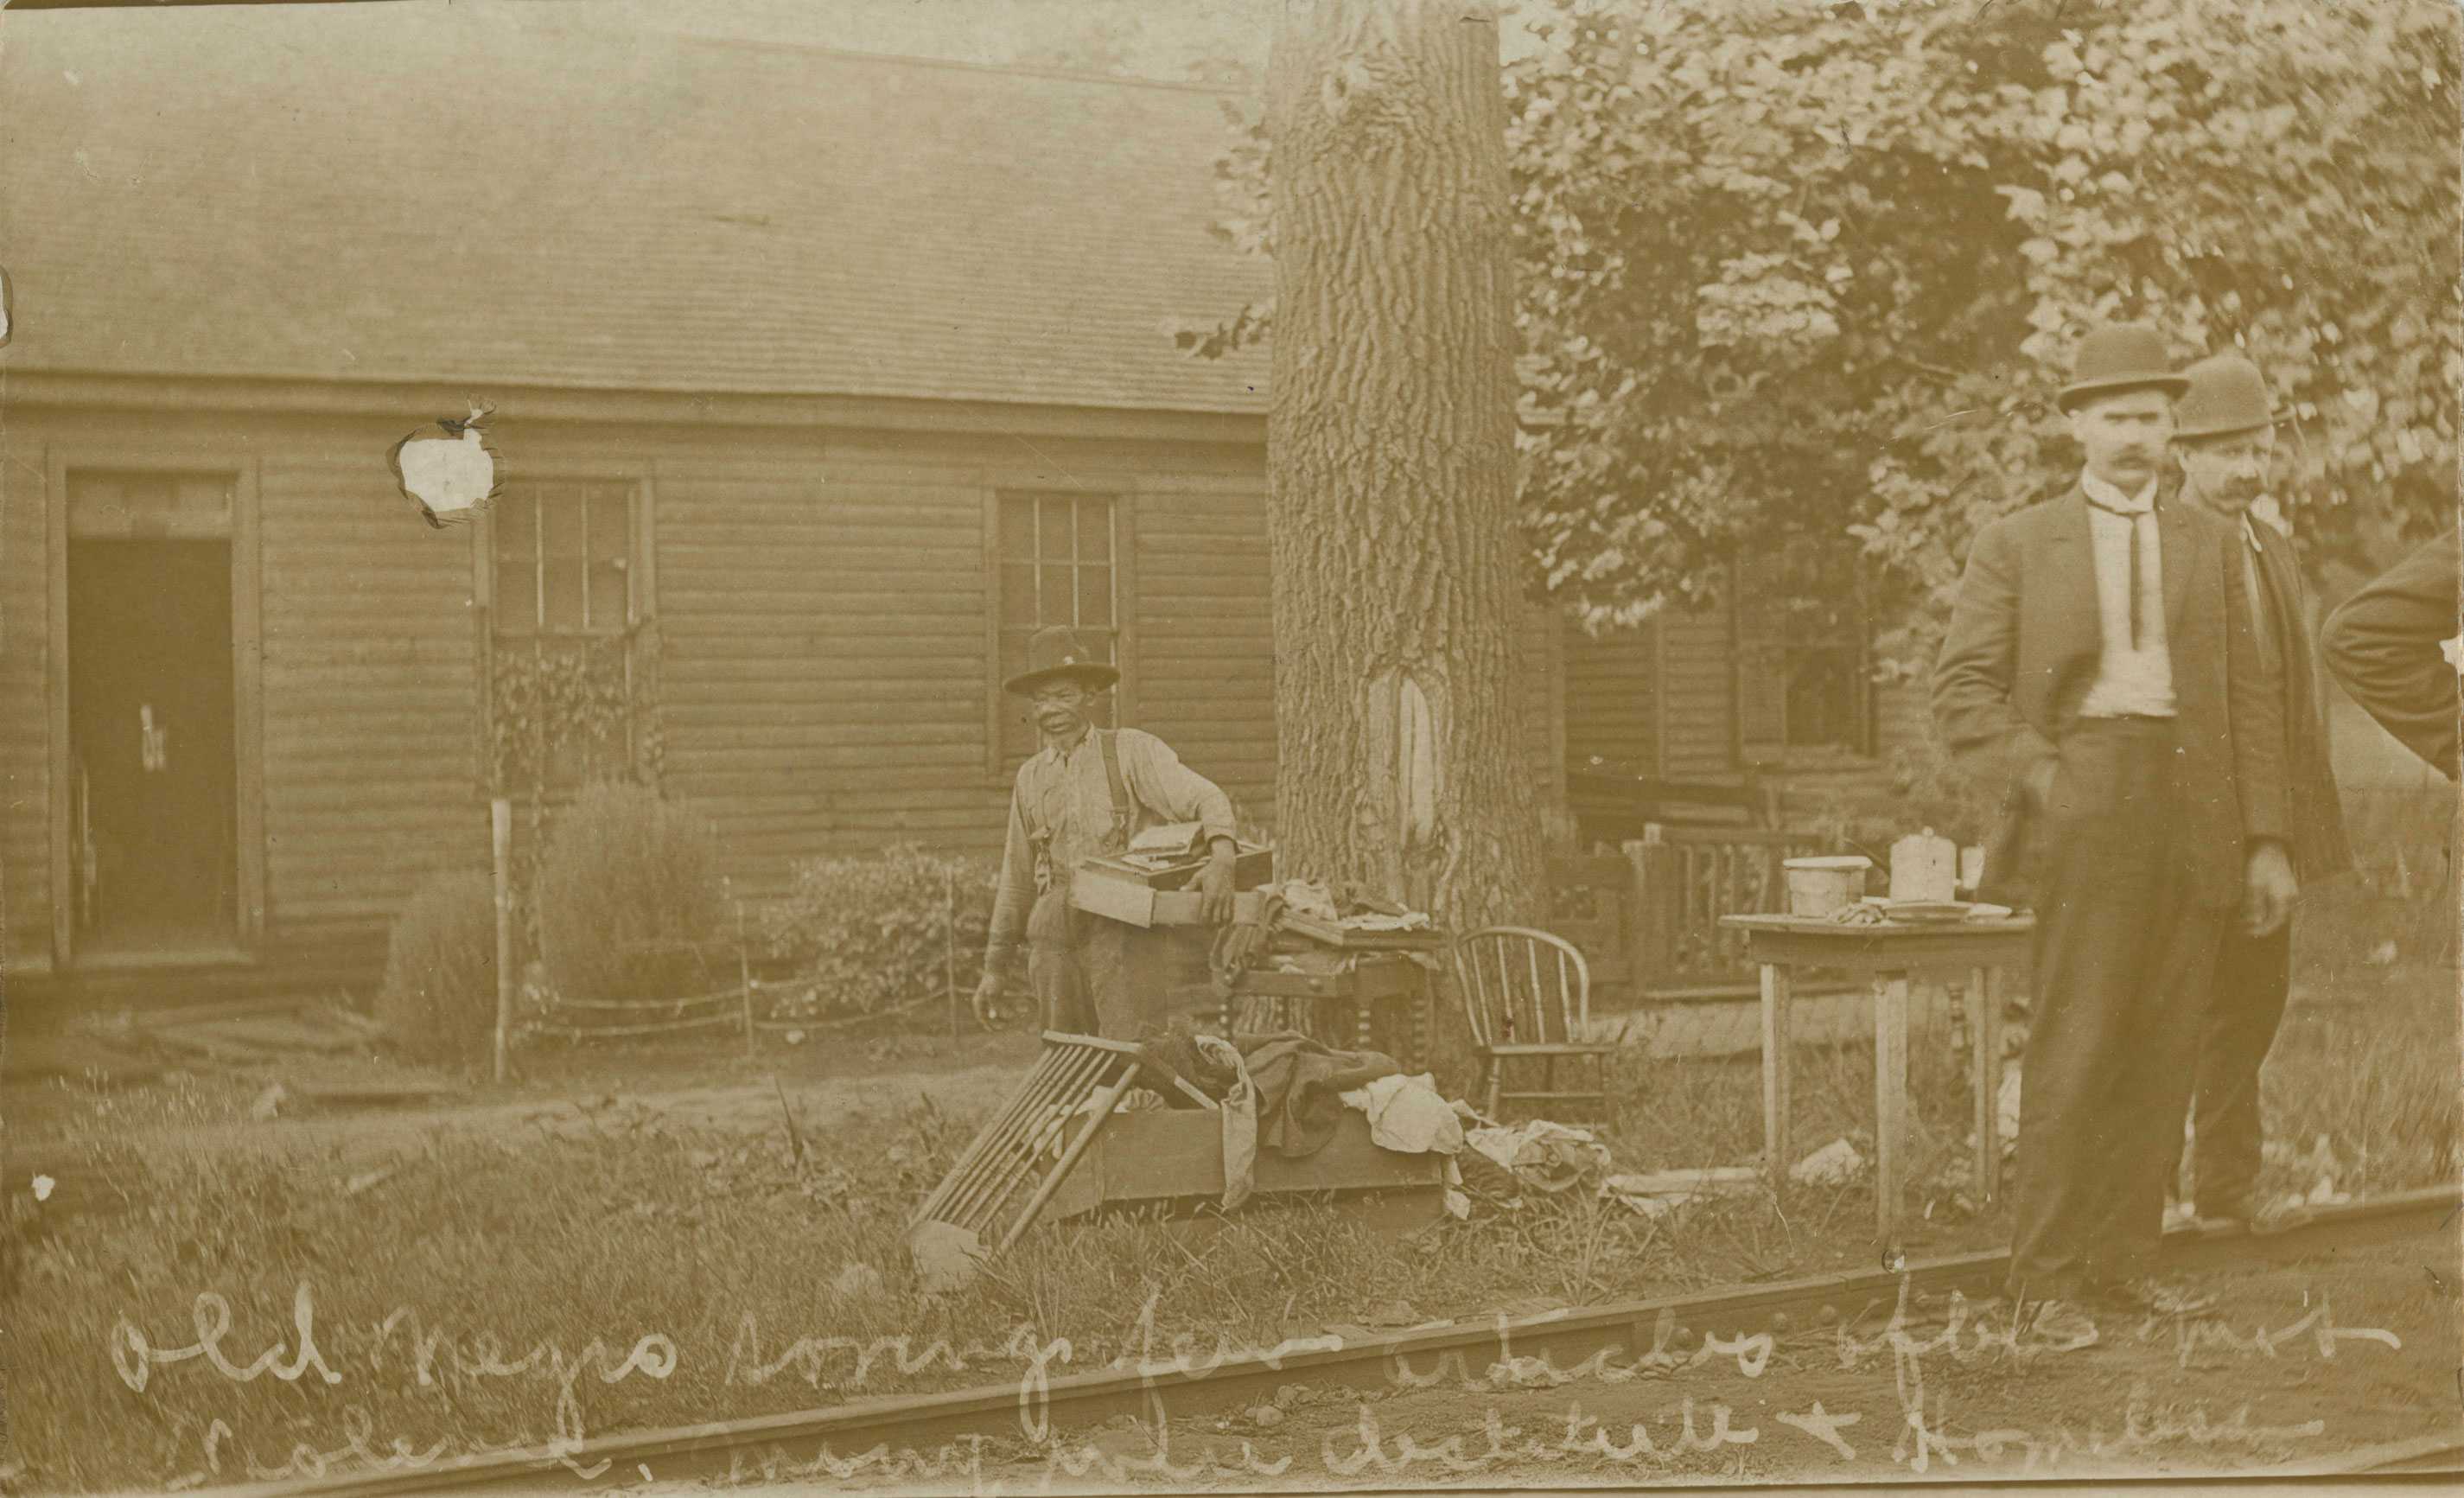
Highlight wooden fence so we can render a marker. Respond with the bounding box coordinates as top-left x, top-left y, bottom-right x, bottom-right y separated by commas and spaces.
1550, 826, 1830, 1002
